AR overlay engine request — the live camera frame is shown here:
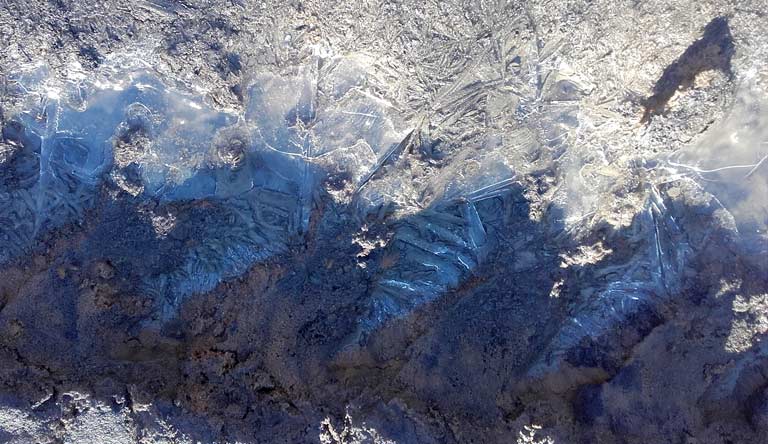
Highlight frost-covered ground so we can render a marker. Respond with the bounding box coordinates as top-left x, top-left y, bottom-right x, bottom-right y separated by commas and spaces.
0, 1, 766, 443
